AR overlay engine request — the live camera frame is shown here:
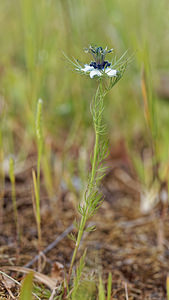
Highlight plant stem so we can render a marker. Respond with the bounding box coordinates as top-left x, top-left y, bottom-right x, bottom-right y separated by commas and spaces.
90, 125, 99, 186
9, 157, 20, 242
68, 220, 85, 283
34, 99, 43, 268
68, 82, 102, 282
32, 170, 41, 248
